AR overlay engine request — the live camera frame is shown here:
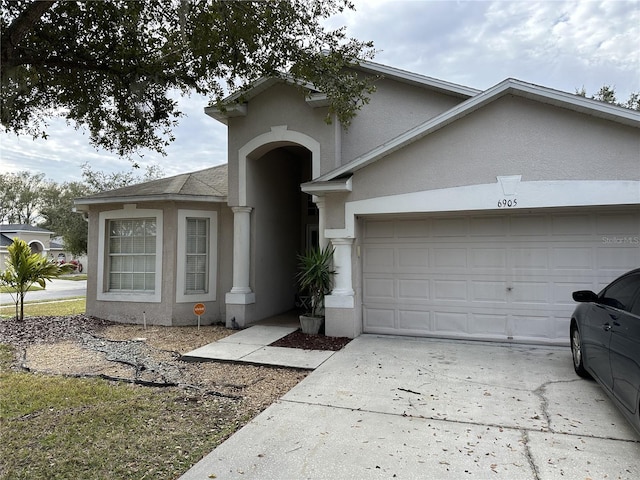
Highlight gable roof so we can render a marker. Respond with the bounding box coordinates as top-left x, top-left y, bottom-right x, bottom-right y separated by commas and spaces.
306, 78, 640, 185
1, 233, 13, 247
205, 60, 480, 124
74, 163, 228, 209
0, 224, 53, 234
0, 224, 54, 249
